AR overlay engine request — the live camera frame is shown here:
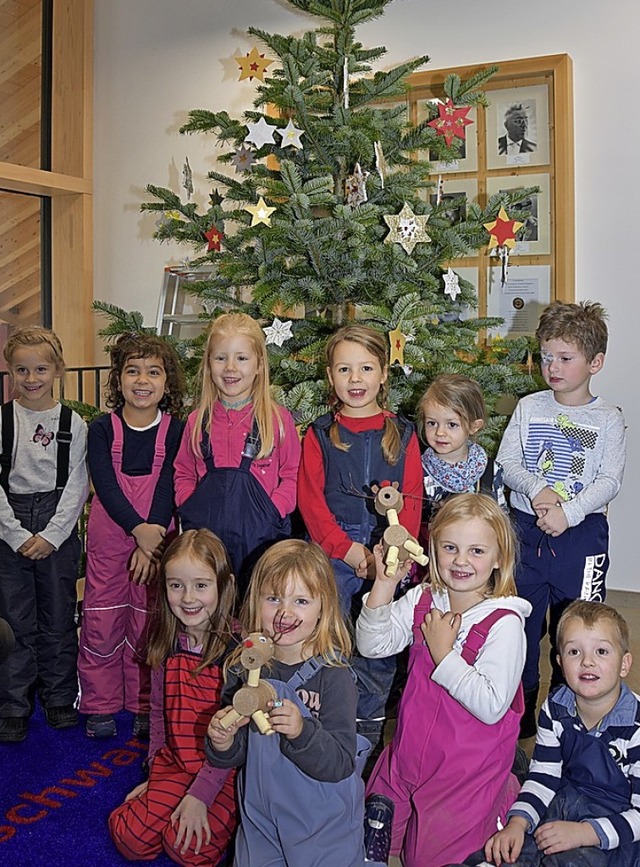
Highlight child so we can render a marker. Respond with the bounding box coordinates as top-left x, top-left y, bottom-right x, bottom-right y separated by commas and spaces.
109, 529, 238, 867
497, 301, 626, 737
469, 600, 640, 867
174, 312, 300, 595
297, 324, 423, 748
206, 539, 371, 867
78, 333, 185, 739
418, 373, 506, 527
0, 326, 89, 742
357, 493, 531, 867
